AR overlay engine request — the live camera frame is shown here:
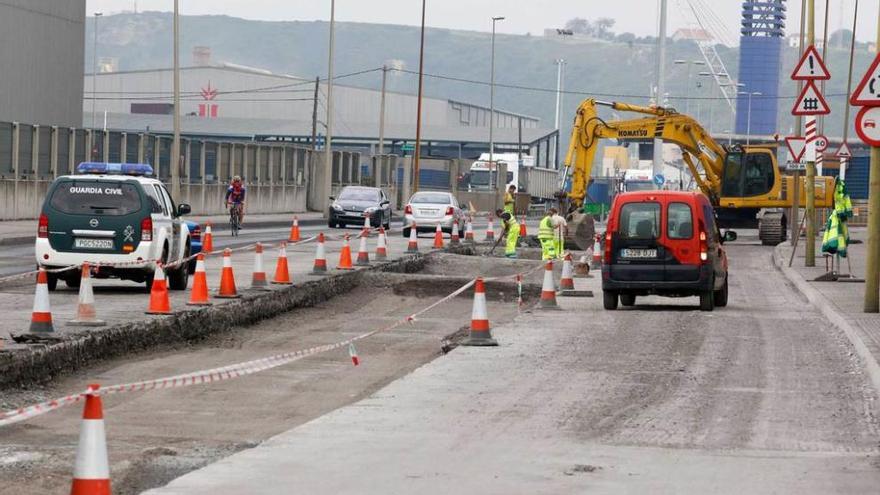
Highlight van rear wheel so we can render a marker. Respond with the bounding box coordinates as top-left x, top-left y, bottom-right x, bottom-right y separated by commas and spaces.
603, 290, 618, 310
619, 294, 636, 307
714, 275, 729, 307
